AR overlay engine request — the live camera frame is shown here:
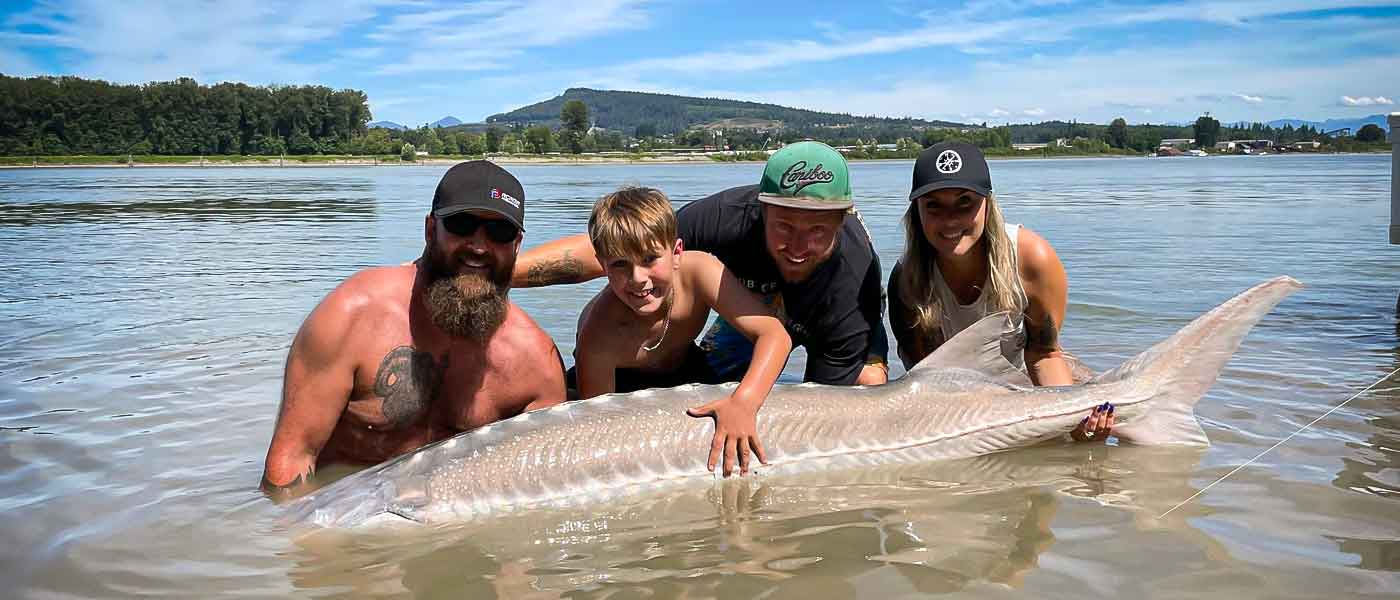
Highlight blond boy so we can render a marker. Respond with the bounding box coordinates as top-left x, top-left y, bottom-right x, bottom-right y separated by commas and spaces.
573, 187, 792, 477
